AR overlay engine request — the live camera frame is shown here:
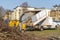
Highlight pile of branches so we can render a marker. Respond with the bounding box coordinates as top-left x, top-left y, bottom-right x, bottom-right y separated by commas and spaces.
0, 20, 50, 40
0, 21, 42, 40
